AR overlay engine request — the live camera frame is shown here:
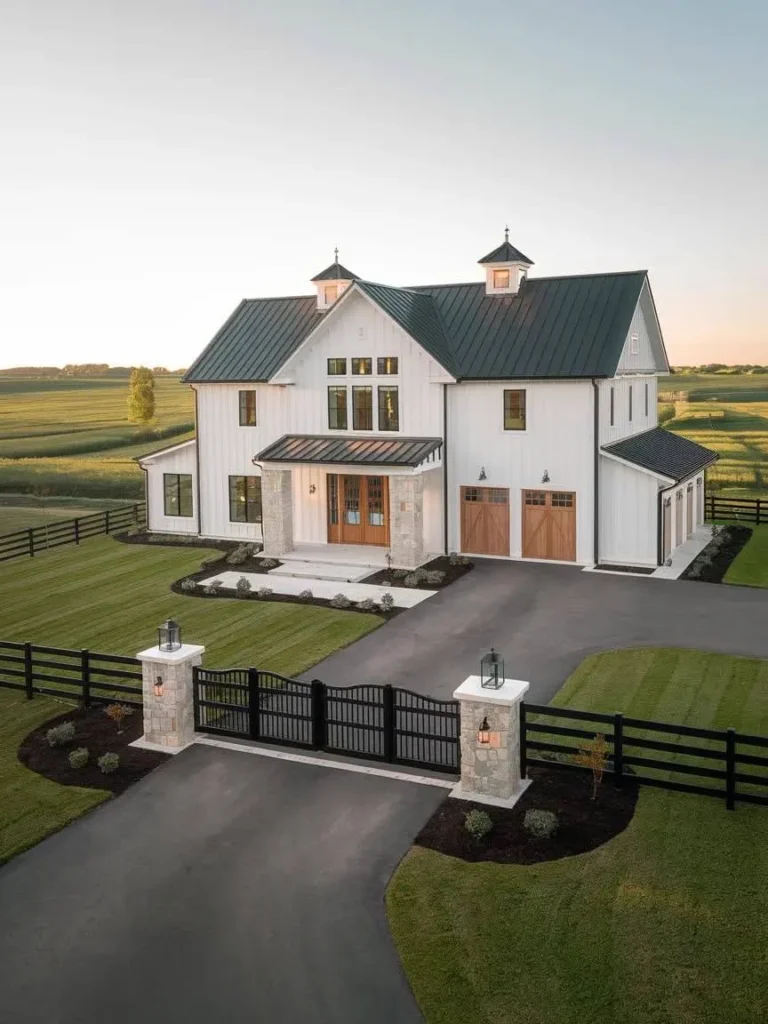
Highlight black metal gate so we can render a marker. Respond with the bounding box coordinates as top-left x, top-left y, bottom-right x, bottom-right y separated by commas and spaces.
193, 667, 460, 774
